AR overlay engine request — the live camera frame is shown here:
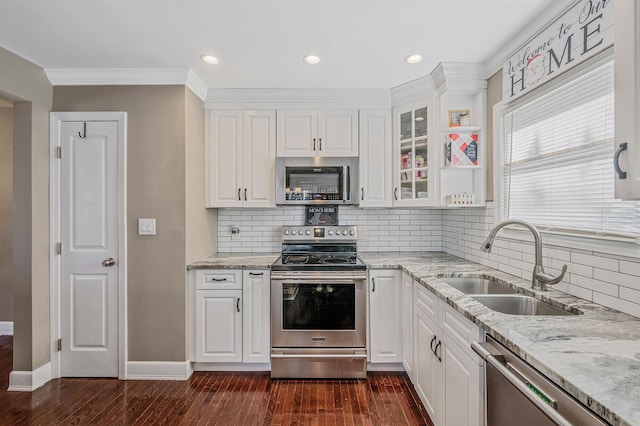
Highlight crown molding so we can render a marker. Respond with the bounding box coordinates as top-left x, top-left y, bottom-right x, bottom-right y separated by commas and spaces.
482, 0, 579, 78
204, 88, 391, 109
185, 70, 208, 101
